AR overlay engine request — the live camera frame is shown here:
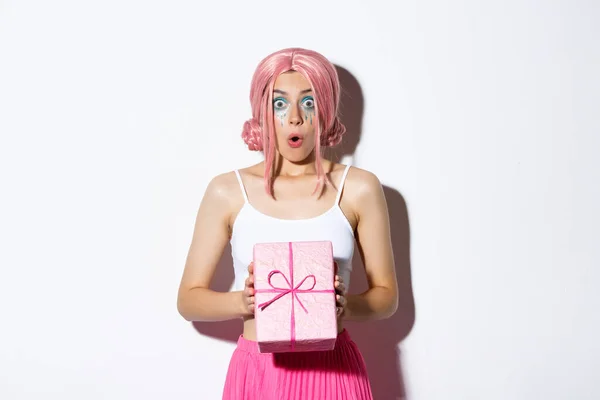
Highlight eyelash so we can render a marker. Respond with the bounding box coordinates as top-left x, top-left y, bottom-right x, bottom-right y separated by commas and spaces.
273, 97, 315, 110
301, 96, 315, 109
273, 98, 288, 110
